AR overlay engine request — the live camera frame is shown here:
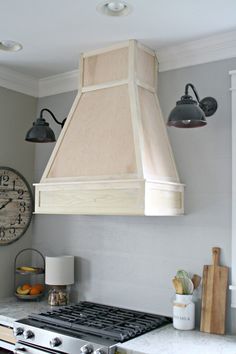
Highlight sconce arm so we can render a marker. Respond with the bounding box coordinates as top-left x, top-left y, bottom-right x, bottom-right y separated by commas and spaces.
184, 83, 200, 103
40, 108, 66, 128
